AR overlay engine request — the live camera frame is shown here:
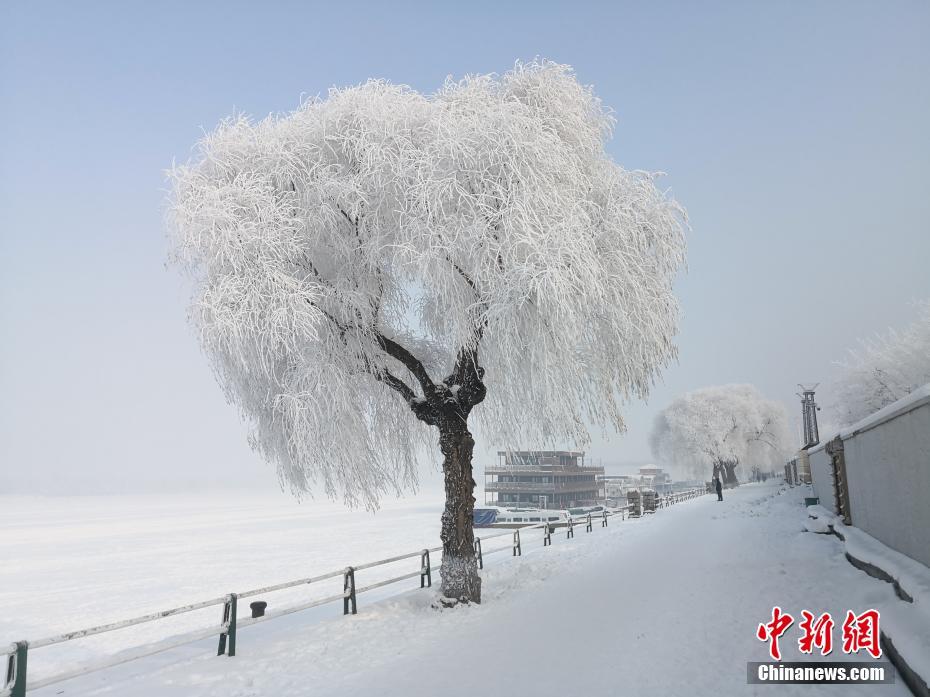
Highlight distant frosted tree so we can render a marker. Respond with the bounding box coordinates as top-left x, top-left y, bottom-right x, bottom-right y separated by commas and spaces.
169, 61, 687, 604
650, 384, 791, 485
832, 301, 930, 427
